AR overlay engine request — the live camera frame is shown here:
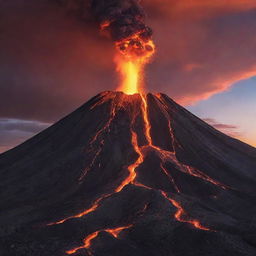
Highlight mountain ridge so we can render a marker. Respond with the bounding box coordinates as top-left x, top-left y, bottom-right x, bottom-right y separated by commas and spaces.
1, 91, 256, 256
